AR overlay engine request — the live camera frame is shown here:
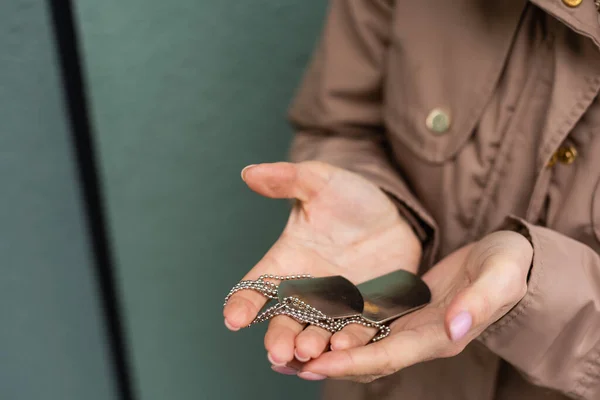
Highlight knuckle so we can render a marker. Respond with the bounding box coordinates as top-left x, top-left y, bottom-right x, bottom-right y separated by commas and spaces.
347, 326, 375, 345
496, 302, 514, 318
296, 336, 317, 356
496, 286, 525, 317
341, 329, 363, 347
516, 282, 528, 299
305, 342, 327, 358
469, 292, 492, 324
497, 263, 528, 303
343, 349, 360, 375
